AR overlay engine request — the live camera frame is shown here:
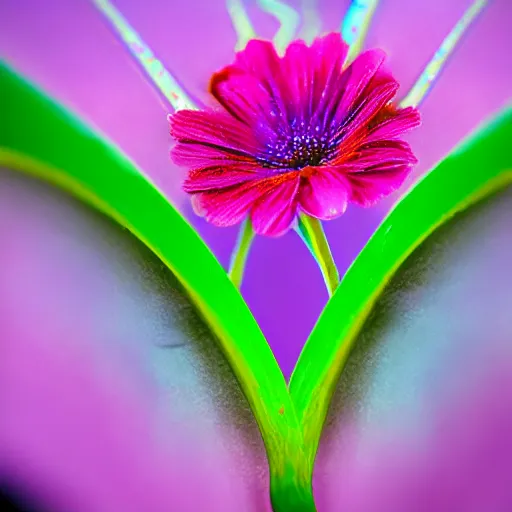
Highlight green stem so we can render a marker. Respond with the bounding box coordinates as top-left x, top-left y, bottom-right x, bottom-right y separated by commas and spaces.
270, 465, 317, 512
296, 214, 340, 296
228, 218, 255, 288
